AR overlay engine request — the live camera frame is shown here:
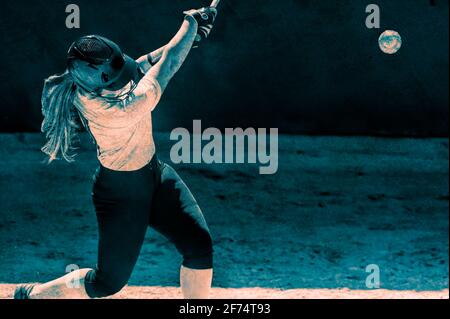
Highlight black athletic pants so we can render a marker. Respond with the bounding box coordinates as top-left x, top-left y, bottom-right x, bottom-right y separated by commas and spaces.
84, 156, 213, 298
